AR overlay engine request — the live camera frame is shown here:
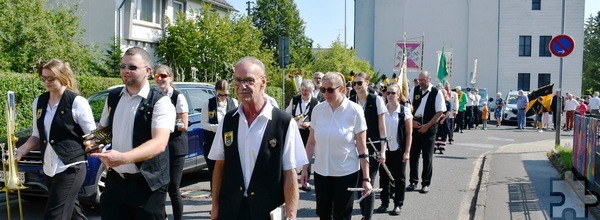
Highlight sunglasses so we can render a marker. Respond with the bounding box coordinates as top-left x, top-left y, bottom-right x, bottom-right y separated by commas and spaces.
154, 73, 169, 79
319, 86, 340, 94
217, 94, 229, 98
40, 76, 57, 83
119, 64, 147, 71
386, 91, 397, 95
352, 81, 364, 87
